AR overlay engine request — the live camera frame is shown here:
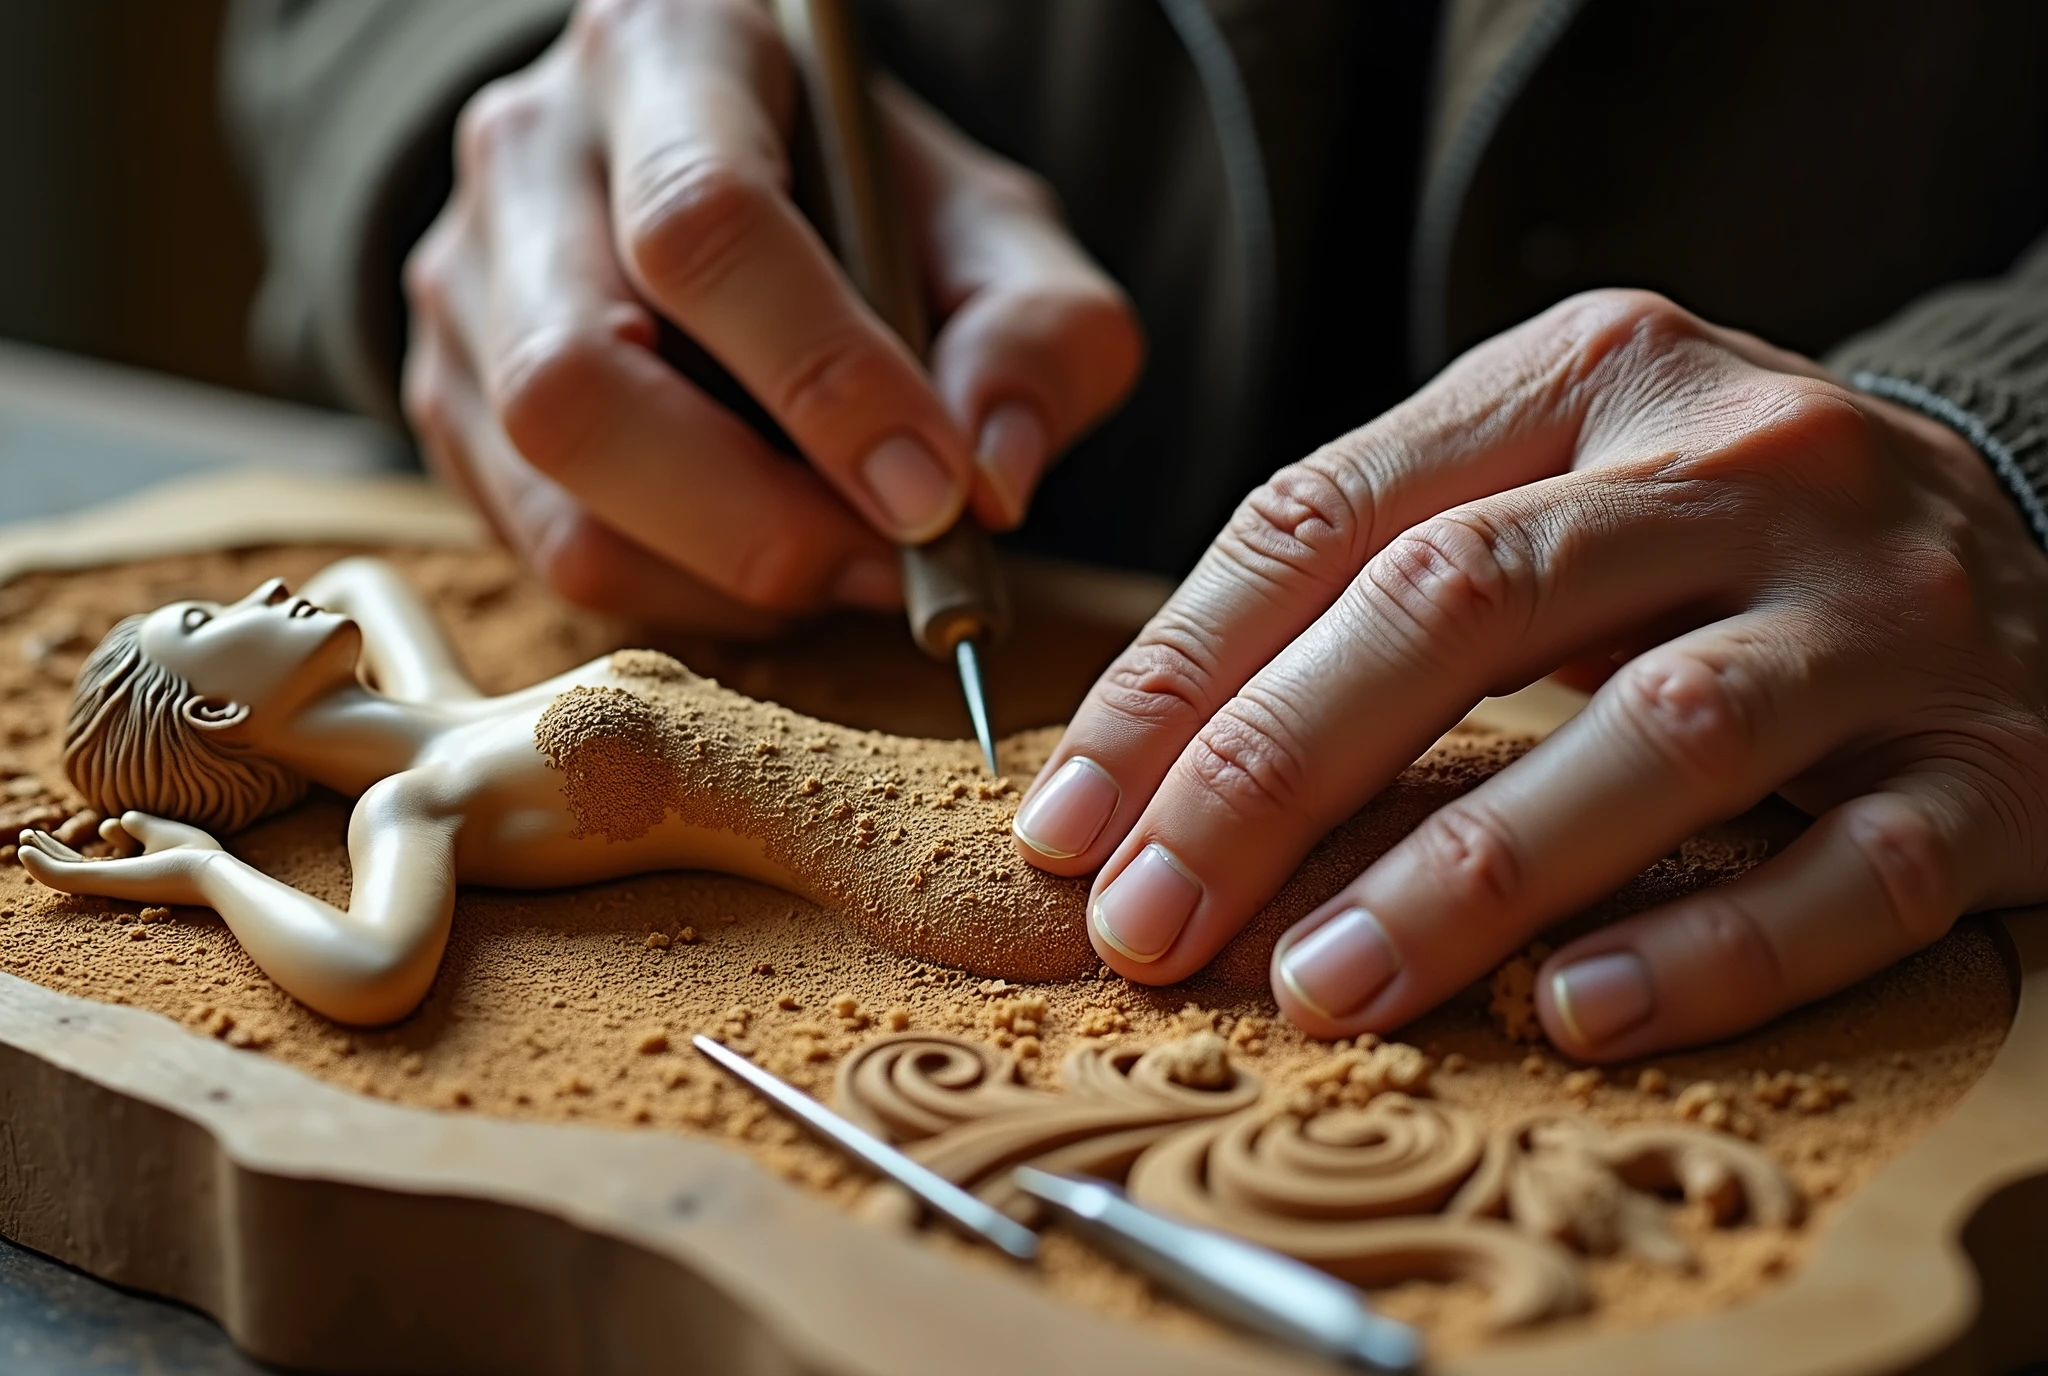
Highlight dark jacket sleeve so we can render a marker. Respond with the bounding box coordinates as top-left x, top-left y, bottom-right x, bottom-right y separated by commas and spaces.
1827, 234, 2048, 550
220, 0, 571, 421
